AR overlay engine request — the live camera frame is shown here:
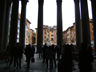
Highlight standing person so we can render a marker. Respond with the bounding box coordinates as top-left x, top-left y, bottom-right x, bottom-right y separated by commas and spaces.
58, 45, 72, 72
45, 45, 50, 68
31, 45, 35, 62
7, 44, 14, 67
14, 43, 23, 69
24, 44, 32, 68
49, 45, 56, 69
79, 43, 93, 72
17, 43, 23, 69
42, 43, 47, 63
32, 46, 35, 57
55, 45, 60, 61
